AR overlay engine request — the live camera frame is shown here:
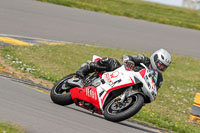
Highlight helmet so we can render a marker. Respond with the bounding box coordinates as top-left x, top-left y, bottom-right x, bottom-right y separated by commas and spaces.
150, 49, 171, 73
